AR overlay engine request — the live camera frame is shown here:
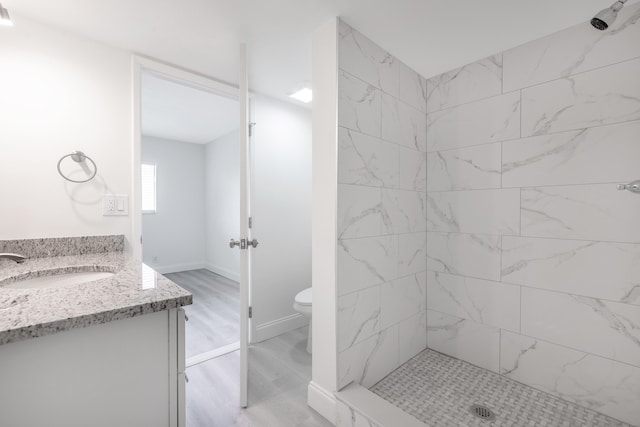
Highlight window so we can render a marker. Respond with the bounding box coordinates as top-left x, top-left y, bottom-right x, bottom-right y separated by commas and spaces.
141, 163, 156, 213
